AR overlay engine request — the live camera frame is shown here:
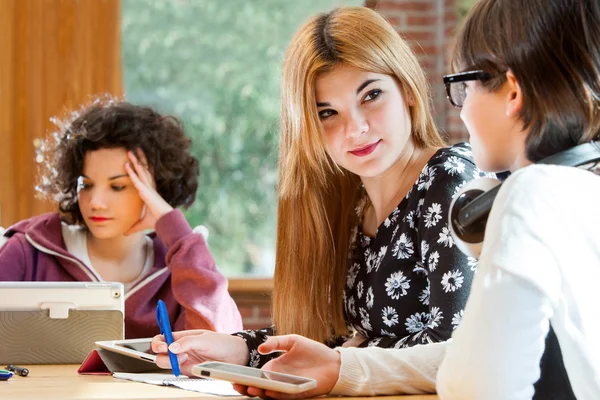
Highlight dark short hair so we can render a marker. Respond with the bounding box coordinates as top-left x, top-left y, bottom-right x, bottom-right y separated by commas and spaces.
37, 99, 199, 225
452, 0, 600, 162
